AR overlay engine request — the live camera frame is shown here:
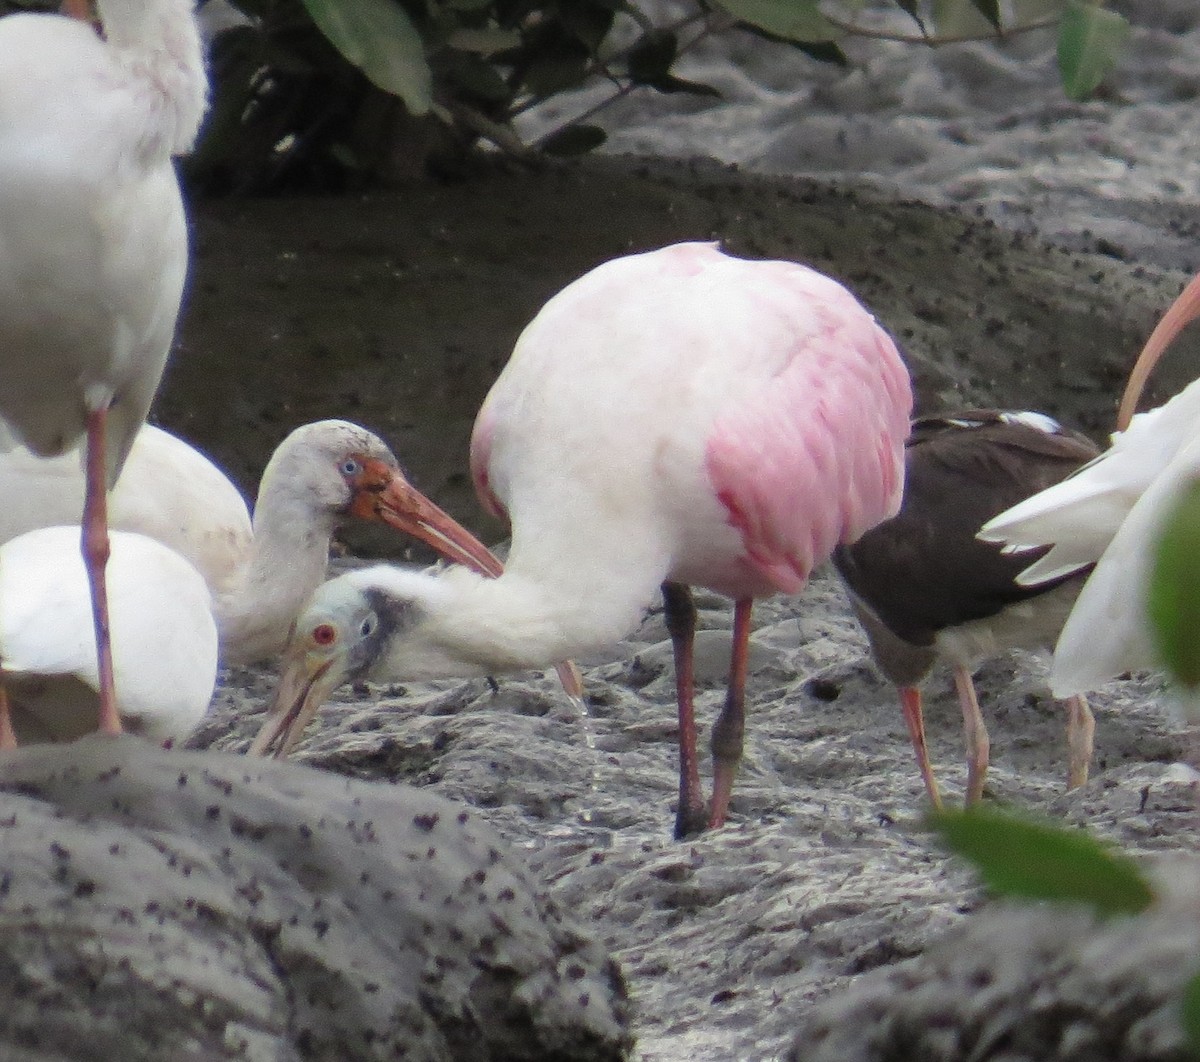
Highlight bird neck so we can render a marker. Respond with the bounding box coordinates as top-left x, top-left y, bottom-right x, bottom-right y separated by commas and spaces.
97, 0, 207, 156
214, 479, 342, 667
401, 563, 660, 680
